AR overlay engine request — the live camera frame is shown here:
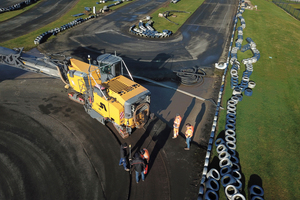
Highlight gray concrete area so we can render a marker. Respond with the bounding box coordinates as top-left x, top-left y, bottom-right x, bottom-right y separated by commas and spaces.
0, 0, 77, 43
